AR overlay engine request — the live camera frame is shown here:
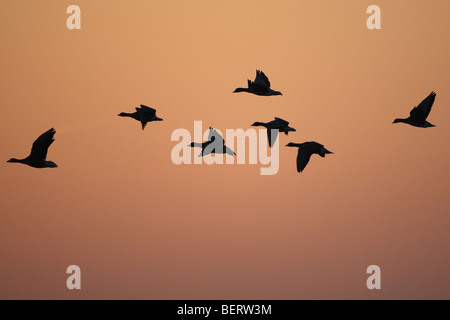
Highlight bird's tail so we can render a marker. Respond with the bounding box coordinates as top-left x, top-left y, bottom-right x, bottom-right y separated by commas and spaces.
319, 148, 333, 157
